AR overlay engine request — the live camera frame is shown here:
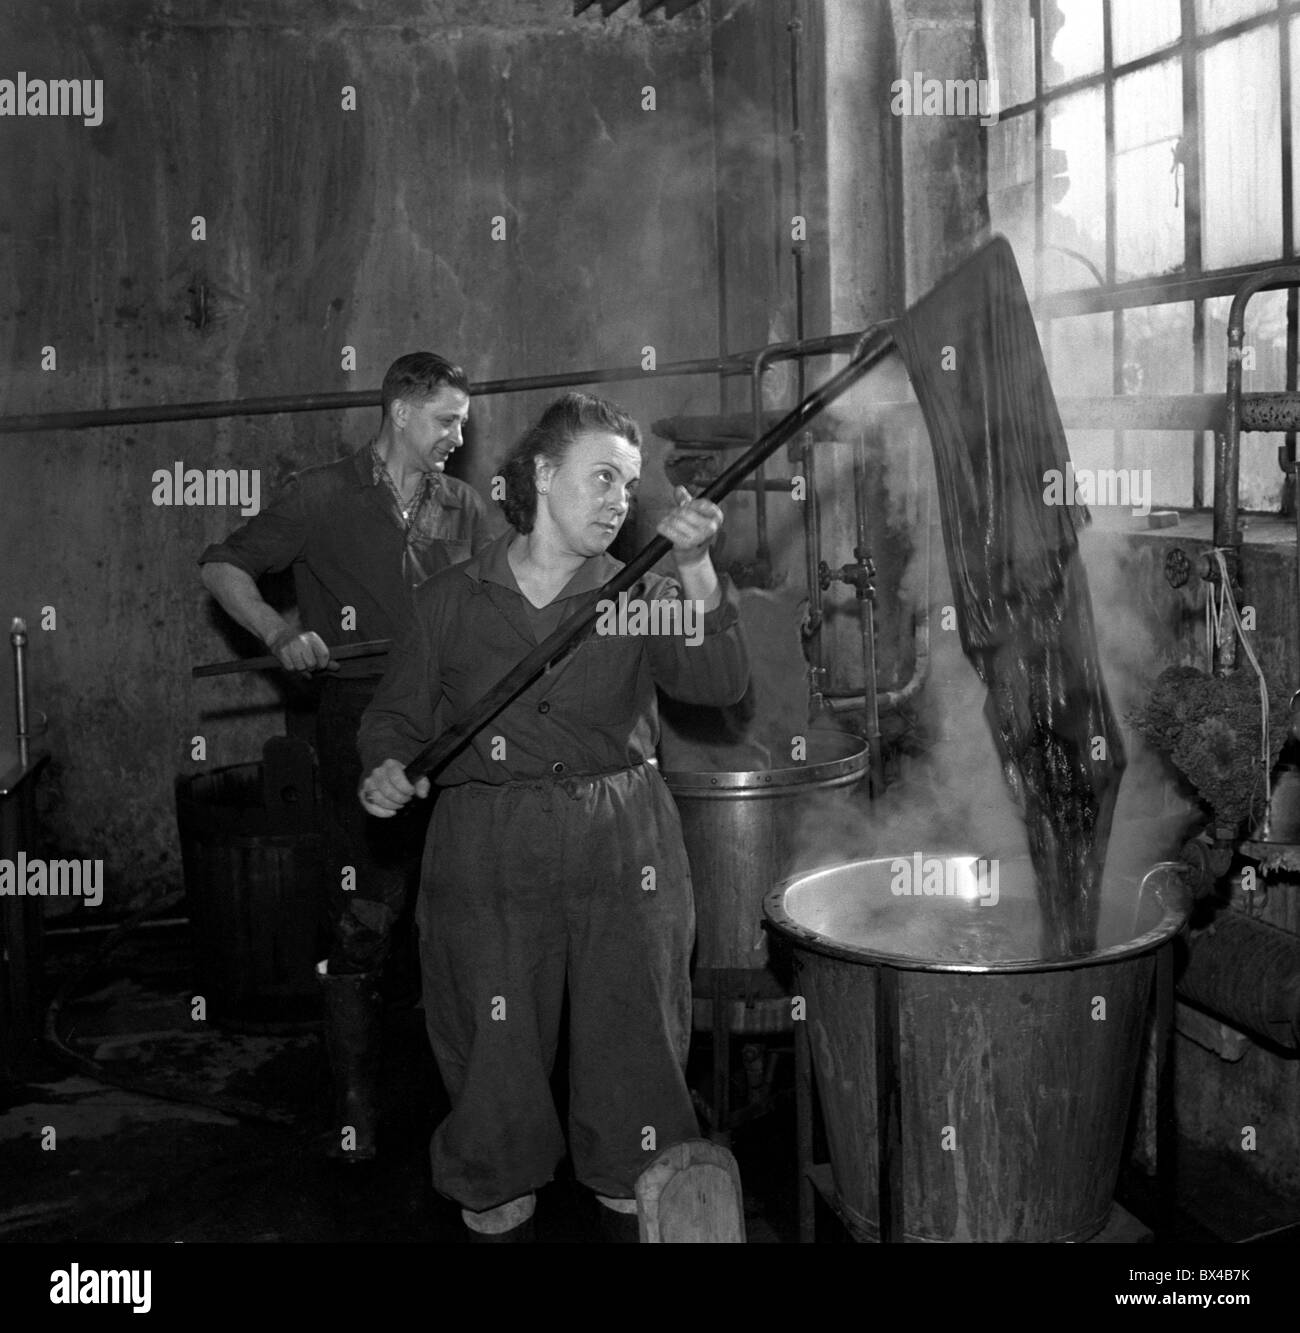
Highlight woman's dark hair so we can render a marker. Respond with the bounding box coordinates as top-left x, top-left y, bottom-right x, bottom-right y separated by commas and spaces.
497, 392, 642, 534
381, 351, 470, 418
